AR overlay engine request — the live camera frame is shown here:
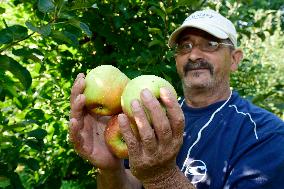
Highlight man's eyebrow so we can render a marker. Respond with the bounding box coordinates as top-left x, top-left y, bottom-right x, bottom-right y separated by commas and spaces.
178, 35, 191, 43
